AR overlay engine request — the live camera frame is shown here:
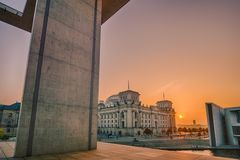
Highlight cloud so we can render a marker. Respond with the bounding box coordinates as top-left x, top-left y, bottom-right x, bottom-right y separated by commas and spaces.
150, 80, 184, 96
